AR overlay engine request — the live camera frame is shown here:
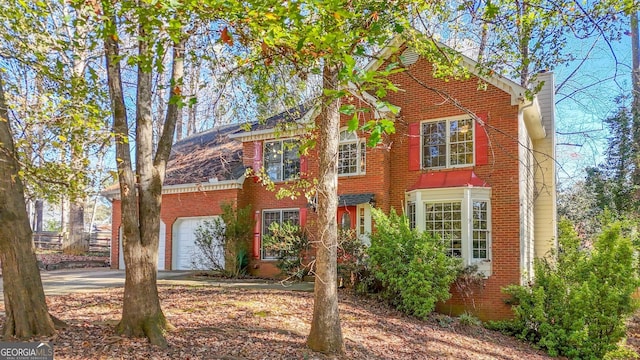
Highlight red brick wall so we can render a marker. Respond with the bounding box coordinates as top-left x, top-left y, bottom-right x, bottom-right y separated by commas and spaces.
110, 54, 525, 320
384, 57, 521, 320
